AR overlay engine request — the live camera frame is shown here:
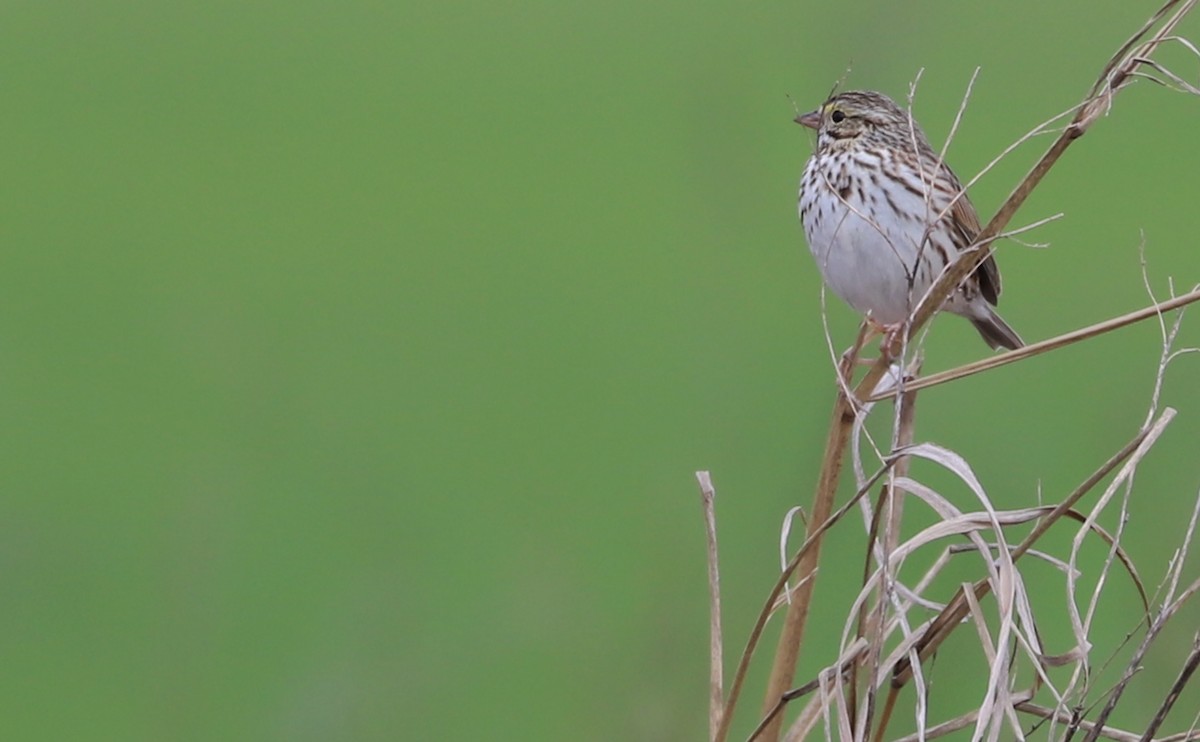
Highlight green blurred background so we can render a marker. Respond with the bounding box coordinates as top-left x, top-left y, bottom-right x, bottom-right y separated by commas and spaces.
2, 1, 1199, 739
